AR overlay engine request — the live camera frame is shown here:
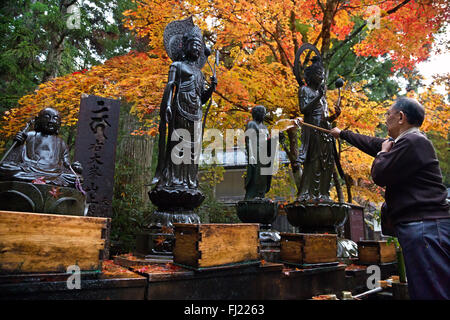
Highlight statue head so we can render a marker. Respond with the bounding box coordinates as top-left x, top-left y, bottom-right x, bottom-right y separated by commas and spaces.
182, 26, 203, 61
251, 105, 266, 122
34, 108, 61, 135
304, 56, 324, 87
